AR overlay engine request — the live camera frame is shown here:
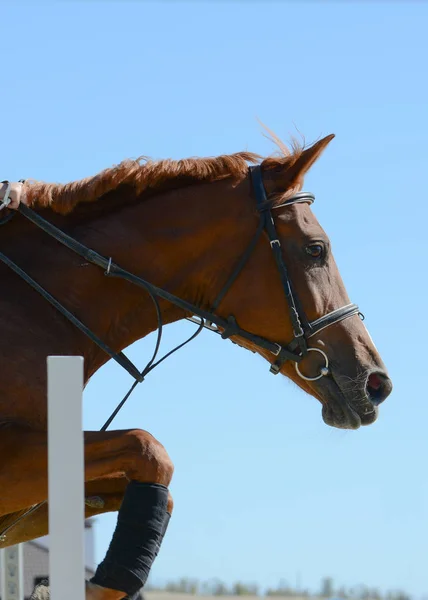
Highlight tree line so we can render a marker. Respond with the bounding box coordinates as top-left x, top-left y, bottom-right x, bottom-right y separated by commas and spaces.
146, 576, 412, 600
